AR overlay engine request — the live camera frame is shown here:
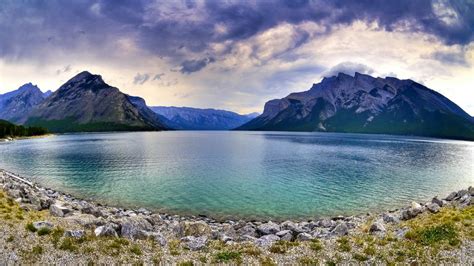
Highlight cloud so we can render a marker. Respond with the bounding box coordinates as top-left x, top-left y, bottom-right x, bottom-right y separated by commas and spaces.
56, 65, 72, 75
179, 57, 215, 74
323, 62, 375, 77
133, 73, 150, 85
429, 50, 470, 66
1, 0, 473, 65
153, 73, 165, 80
